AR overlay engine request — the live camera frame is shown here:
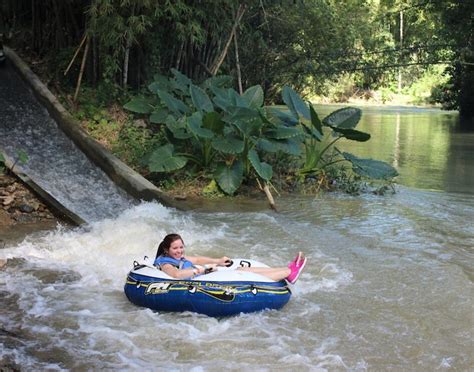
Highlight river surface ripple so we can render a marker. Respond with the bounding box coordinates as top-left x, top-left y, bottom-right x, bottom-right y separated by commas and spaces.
1, 106, 473, 371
